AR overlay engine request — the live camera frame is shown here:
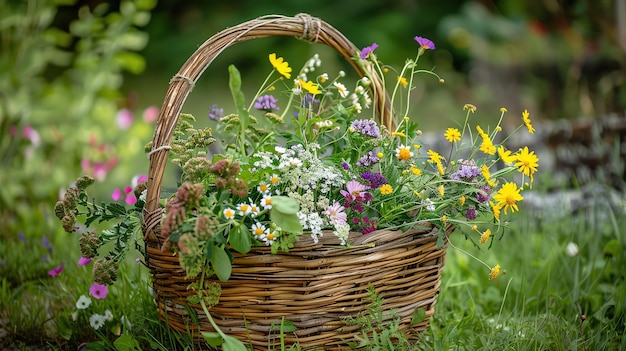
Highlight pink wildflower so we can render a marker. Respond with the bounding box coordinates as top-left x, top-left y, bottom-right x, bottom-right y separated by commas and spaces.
78, 257, 93, 266
89, 283, 109, 299
48, 263, 64, 276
